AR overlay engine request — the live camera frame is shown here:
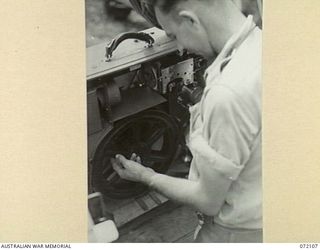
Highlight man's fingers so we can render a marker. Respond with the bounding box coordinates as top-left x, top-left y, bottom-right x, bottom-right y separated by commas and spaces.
136, 156, 142, 164
130, 153, 142, 163
130, 153, 137, 161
